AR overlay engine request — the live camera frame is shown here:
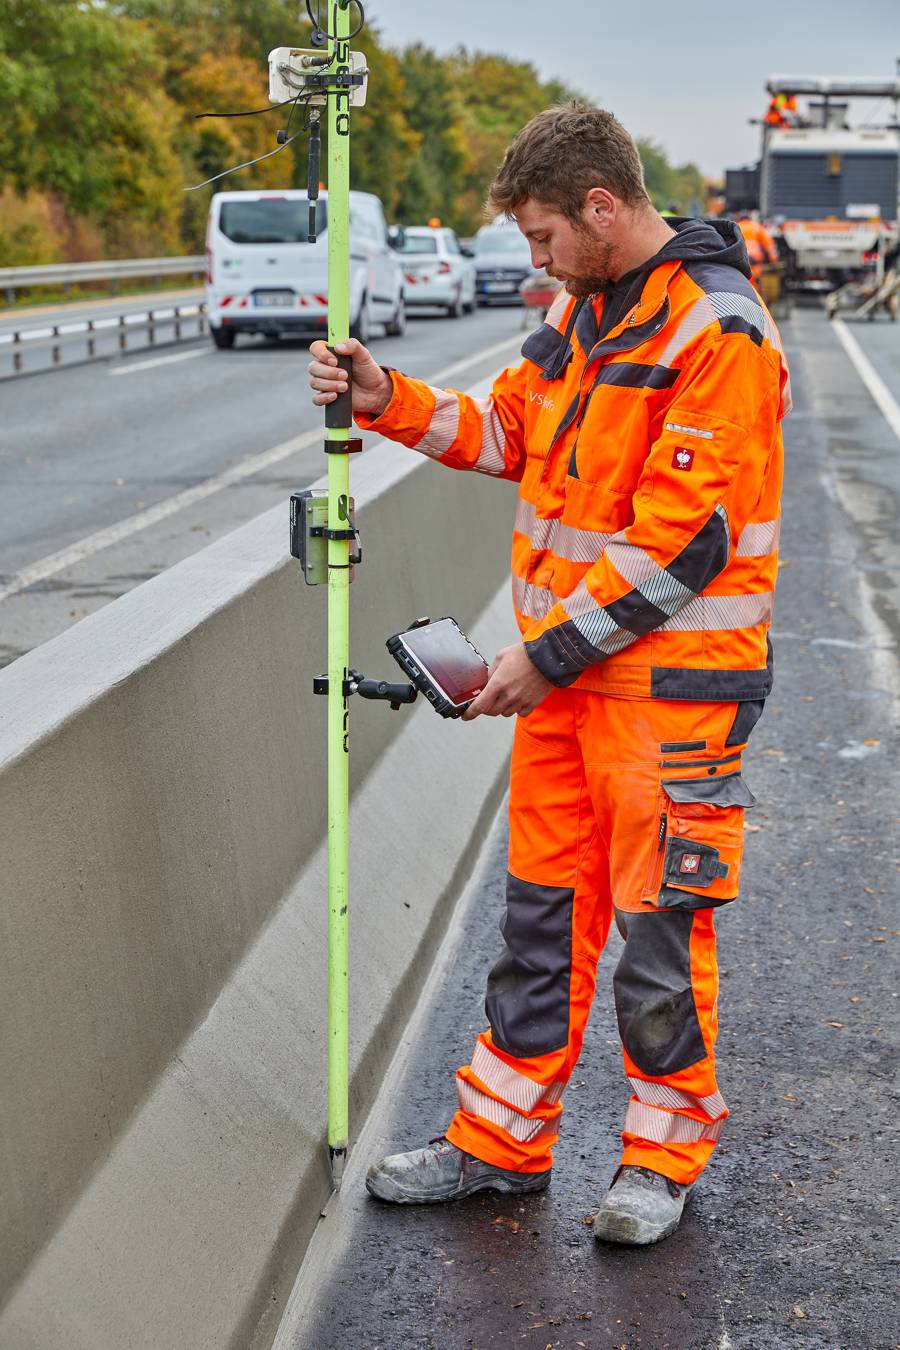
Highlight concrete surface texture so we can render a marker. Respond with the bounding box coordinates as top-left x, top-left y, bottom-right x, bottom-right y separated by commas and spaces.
273, 306, 899, 1350
0, 408, 517, 1347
